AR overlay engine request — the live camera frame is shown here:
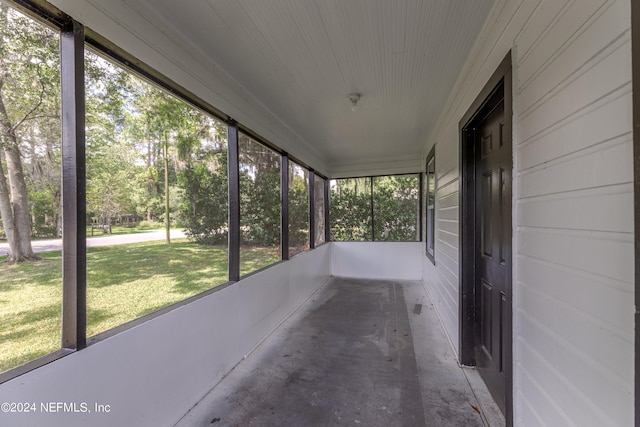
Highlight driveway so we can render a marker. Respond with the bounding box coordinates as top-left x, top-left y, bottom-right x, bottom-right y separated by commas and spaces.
0, 229, 187, 256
